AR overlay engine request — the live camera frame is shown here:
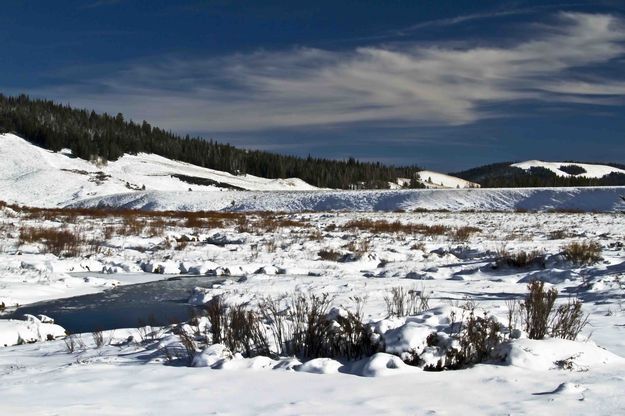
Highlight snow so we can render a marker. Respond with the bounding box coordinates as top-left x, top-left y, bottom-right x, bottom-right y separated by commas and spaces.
512, 160, 625, 178
3, 134, 625, 213
0, 206, 624, 412
66, 186, 625, 213
0, 314, 65, 347
416, 169, 480, 189
3, 135, 625, 413
0, 133, 318, 208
